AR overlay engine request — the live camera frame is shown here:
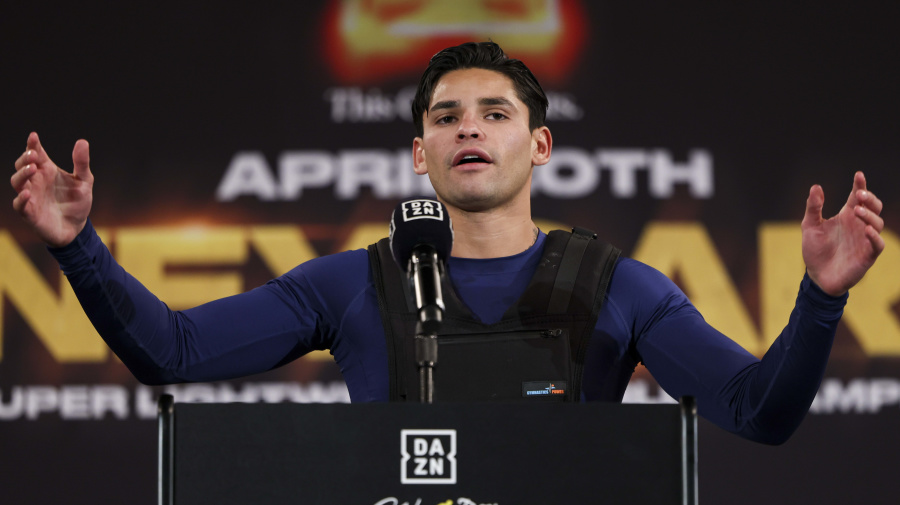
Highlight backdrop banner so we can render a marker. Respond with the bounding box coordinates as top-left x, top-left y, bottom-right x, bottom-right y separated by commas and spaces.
1, 2, 898, 504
